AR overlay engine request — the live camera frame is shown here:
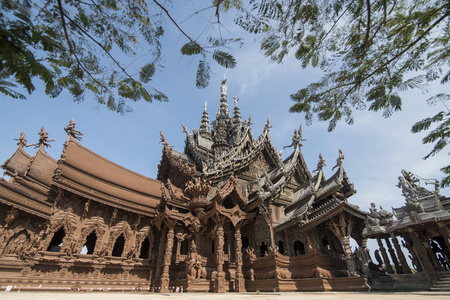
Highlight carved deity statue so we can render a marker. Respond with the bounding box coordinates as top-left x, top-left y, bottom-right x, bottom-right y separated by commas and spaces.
264, 116, 272, 132
64, 119, 83, 141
